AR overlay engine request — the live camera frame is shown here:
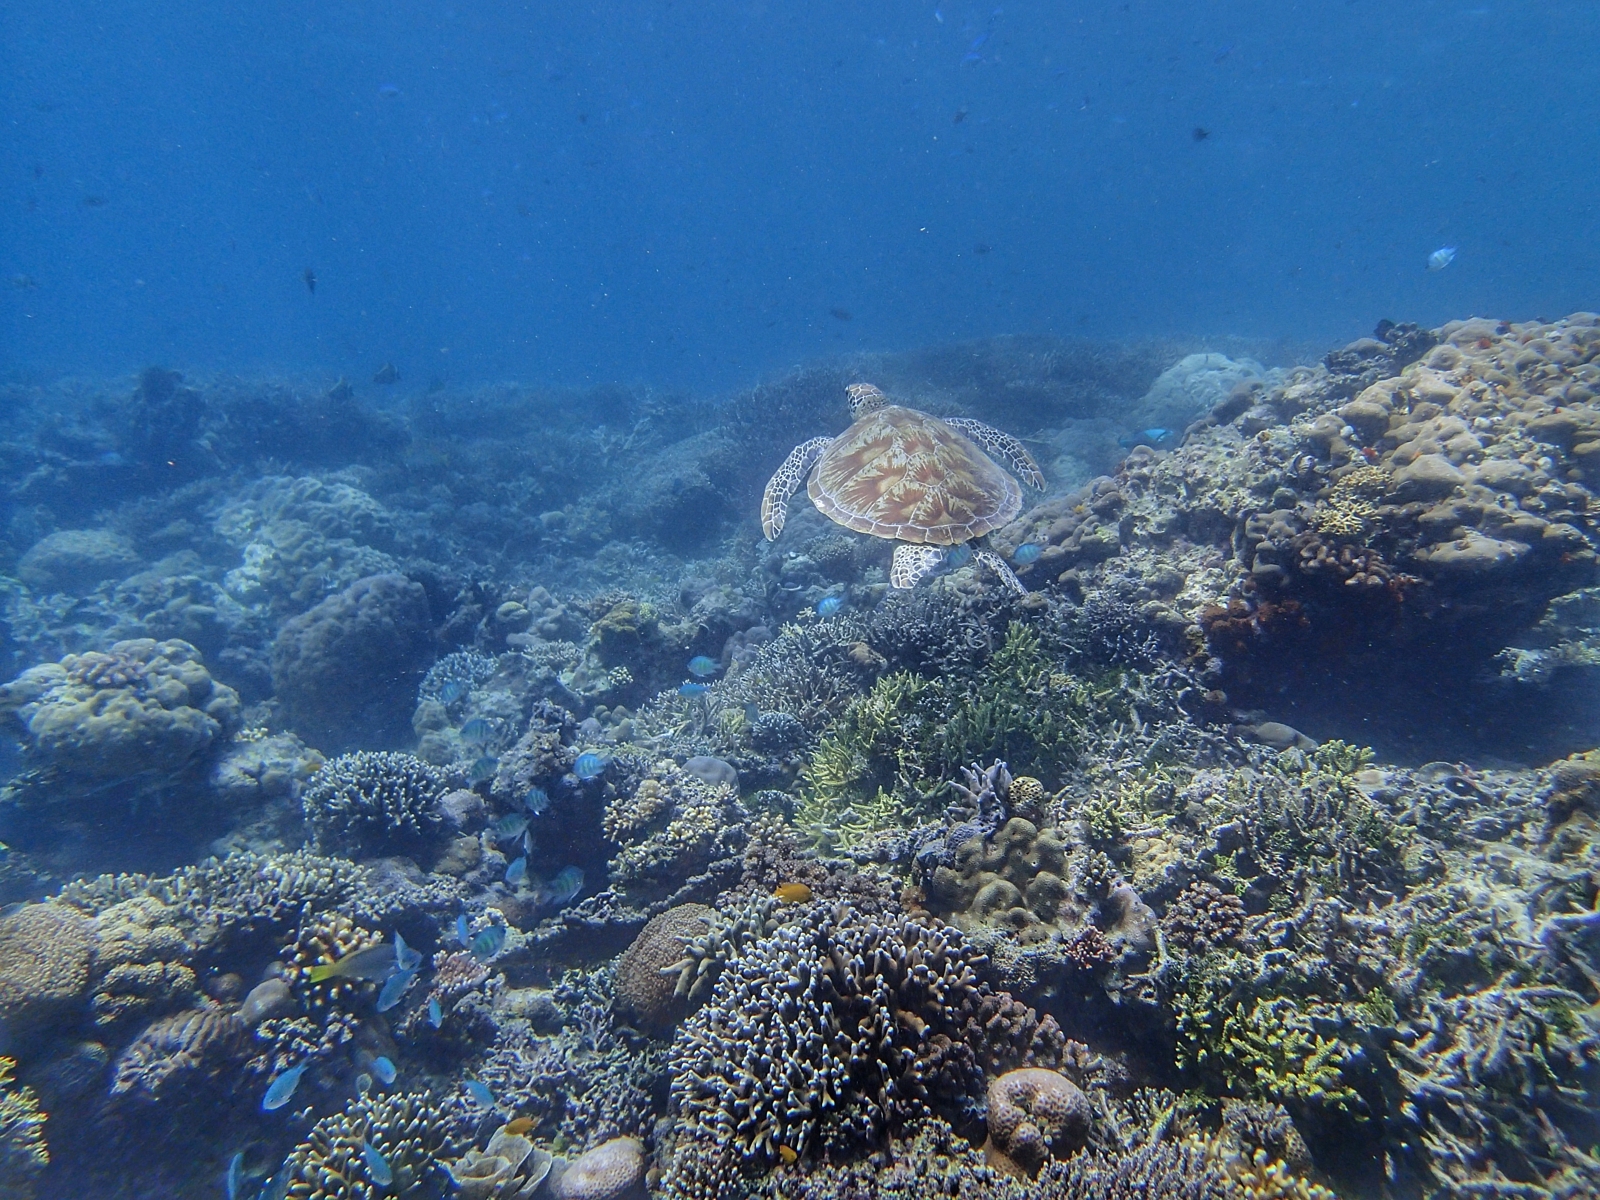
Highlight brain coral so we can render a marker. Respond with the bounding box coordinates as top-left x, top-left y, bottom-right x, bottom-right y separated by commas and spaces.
613, 903, 714, 1032
302, 750, 450, 857
982, 1067, 1091, 1178
660, 903, 1063, 1200
270, 572, 434, 751
0, 638, 240, 783
553, 1137, 648, 1200
0, 904, 94, 1043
